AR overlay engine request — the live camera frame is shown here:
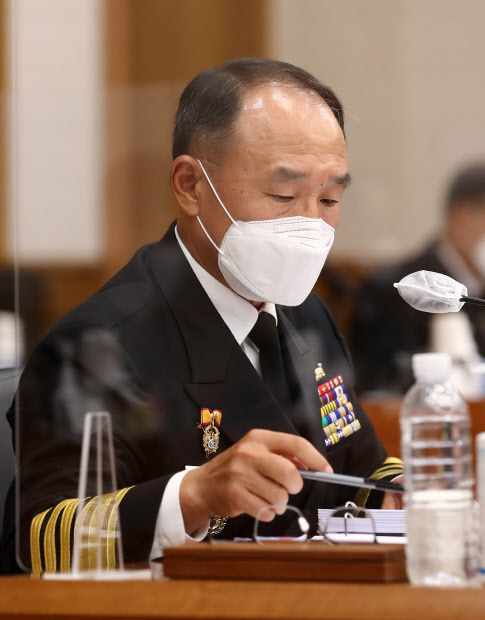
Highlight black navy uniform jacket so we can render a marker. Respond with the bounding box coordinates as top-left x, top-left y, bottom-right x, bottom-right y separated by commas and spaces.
1, 223, 388, 572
